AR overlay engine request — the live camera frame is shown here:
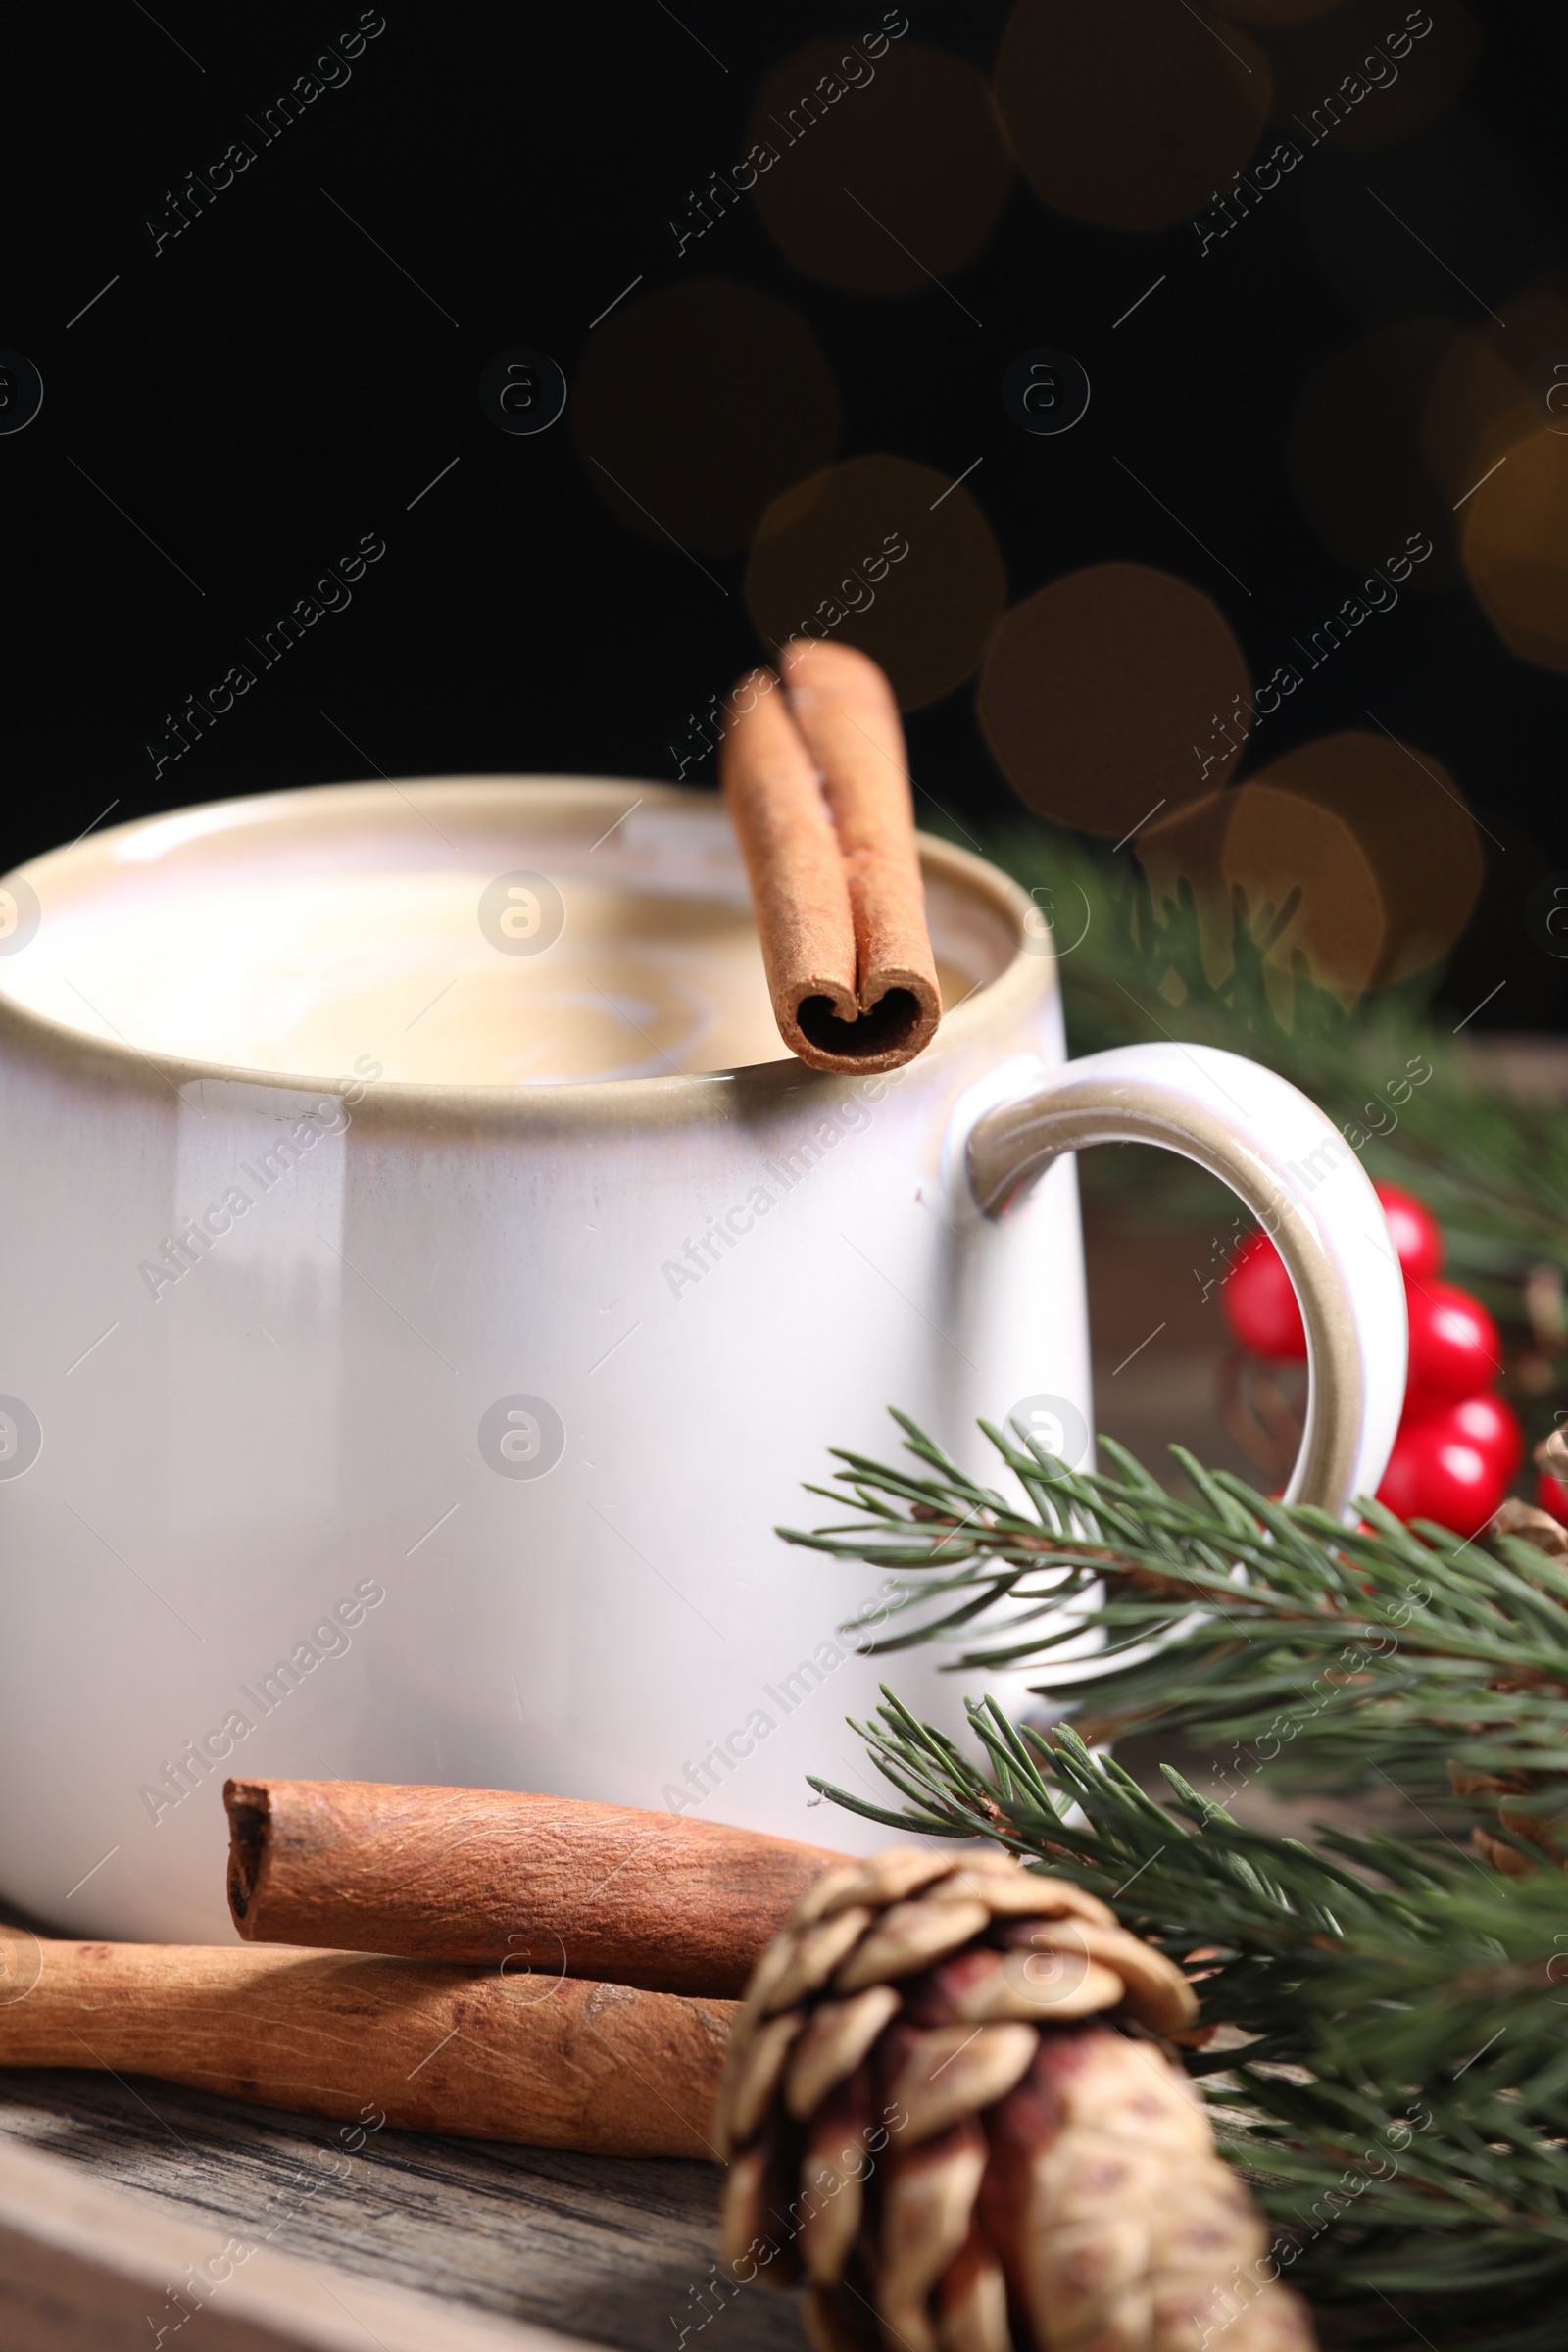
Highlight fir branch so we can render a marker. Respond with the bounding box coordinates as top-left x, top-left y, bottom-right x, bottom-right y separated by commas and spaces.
782, 1415, 1568, 1828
